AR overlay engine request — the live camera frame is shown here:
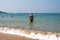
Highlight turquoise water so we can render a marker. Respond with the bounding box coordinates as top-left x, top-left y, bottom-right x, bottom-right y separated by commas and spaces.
0, 13, 60, 33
